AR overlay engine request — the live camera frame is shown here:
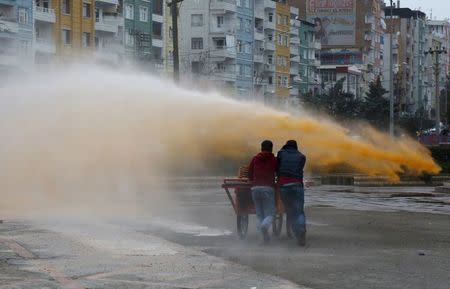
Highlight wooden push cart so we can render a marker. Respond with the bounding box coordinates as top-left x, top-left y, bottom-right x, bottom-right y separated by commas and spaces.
221, 166, 289, 239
